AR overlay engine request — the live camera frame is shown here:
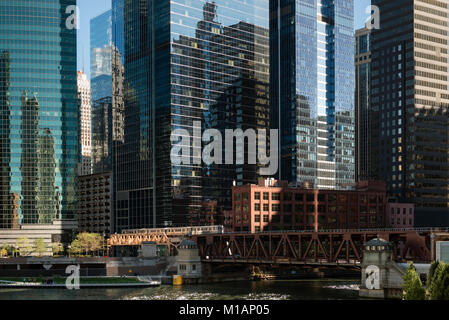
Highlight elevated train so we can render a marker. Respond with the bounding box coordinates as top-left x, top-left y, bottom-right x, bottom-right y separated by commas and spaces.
121, 225, 224, 236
